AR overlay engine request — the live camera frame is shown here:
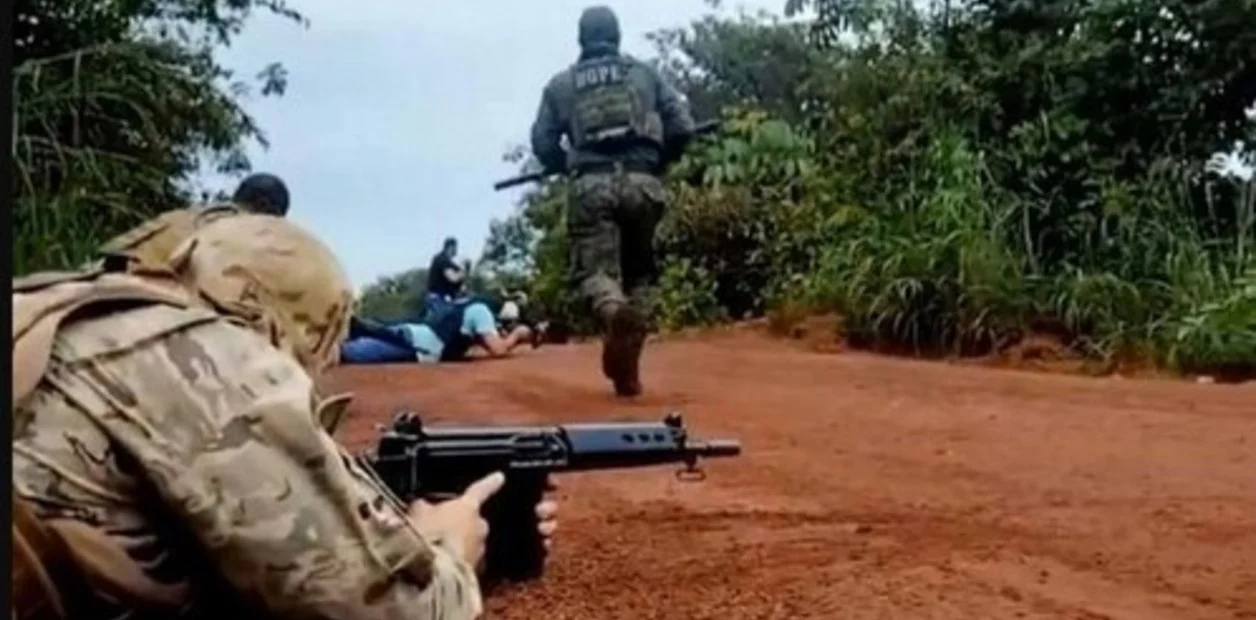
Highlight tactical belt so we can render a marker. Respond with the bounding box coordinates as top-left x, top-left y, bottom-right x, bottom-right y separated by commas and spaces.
574, 160, 657, 177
